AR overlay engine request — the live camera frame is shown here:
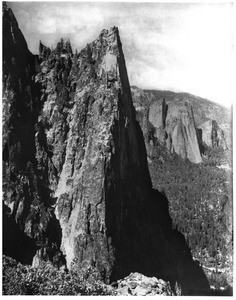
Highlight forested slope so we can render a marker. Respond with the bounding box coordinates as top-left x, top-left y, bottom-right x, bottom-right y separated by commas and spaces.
148, 141, 232, 290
